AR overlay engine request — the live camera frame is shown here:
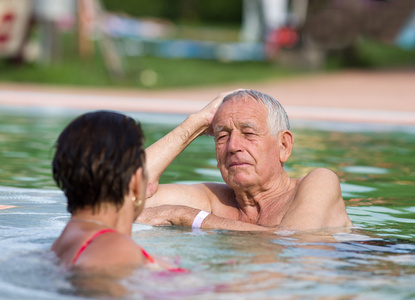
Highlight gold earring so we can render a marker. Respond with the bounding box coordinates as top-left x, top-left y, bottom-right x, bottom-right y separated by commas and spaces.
132, 196, 142, 207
